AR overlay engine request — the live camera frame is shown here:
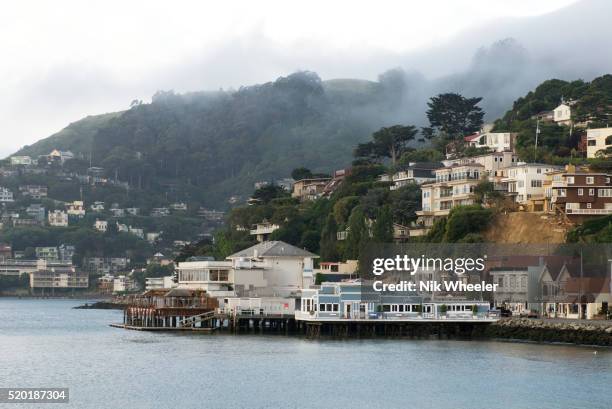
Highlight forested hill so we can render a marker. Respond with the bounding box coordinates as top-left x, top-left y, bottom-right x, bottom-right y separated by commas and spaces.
16, 72, 406, 208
